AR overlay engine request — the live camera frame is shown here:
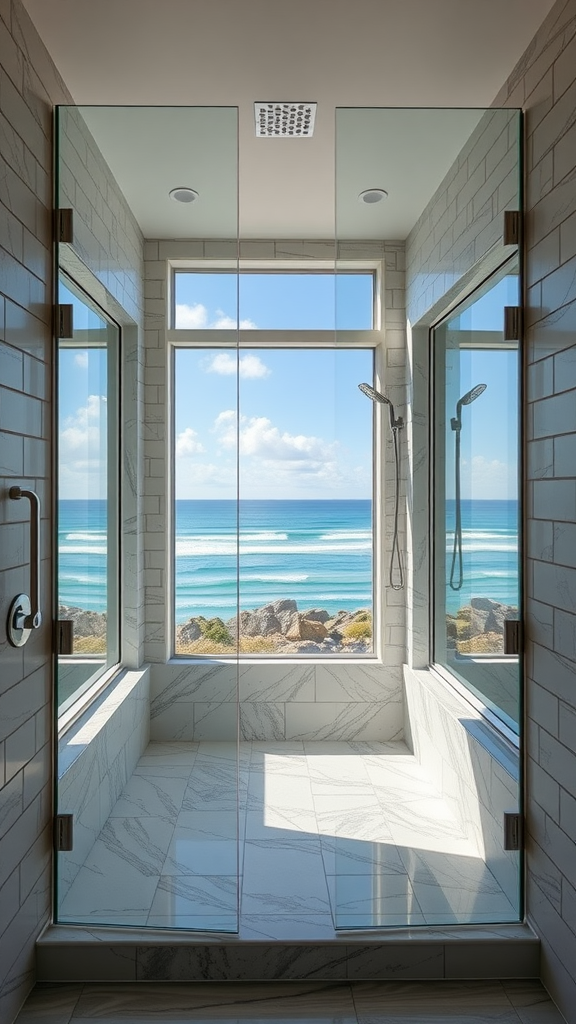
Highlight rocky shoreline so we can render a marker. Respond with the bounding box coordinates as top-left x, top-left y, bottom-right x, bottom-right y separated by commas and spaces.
59, 595, 517, 657
176, 600, 373, 655
446, 597, 518, 654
